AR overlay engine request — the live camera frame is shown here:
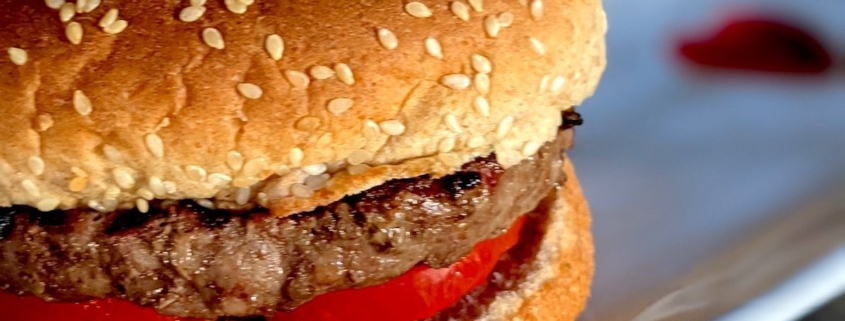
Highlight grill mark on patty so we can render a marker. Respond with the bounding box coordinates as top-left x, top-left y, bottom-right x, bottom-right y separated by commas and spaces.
0, 111, 580, 320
